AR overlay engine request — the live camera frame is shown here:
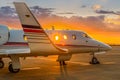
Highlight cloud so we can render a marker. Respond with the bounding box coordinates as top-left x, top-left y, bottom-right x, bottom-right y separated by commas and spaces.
69, 15, 108, 31
30, 6, 55, 17
31, 6, 55, 14
95, 10, 120, 15
6, 0, 25, 3
0, 5, 120, 32
100, 0, 108, 2
0, 6, 17, 18
57, 12, 75, 15
0, 5, 55, 18
81, 5, 87, 8
92, 4, 102, 10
